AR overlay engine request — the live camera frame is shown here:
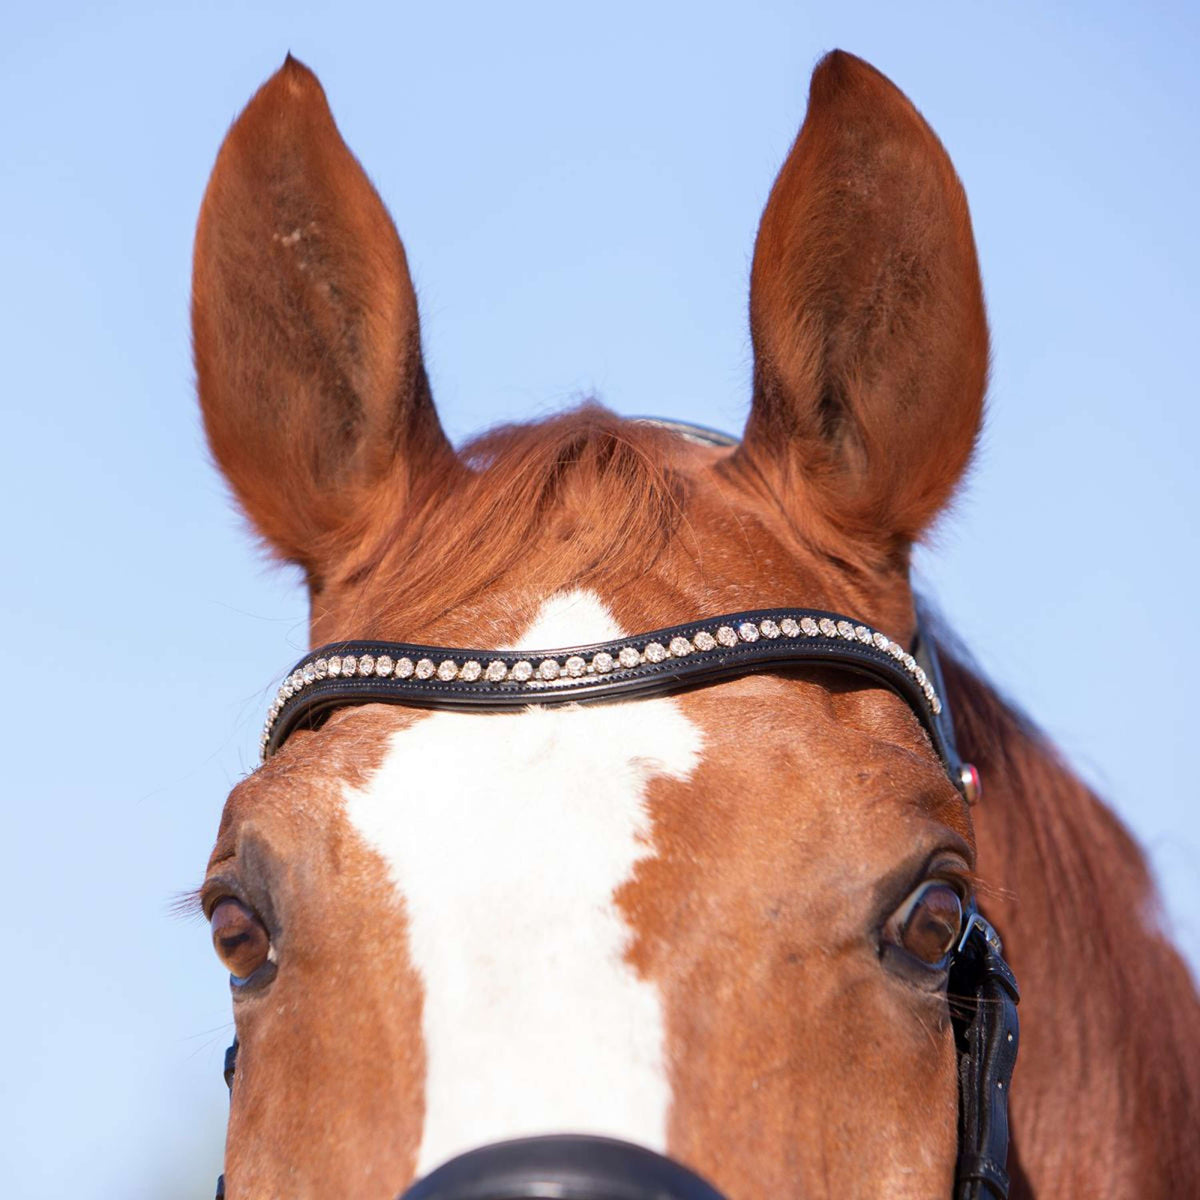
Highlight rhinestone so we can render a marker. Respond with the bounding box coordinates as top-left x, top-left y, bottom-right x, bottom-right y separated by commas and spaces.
855, 626, 872, 644
511, 660, 534, 682
564, 655, 586, 678
357, 654, 375, 676
282, 682, 294, 699
836, 620, 856, 640
618, 646, 641, 668
302, 662, 316, 684
716, 625, 738, 647
342, 655, 357, 676
914, 666, 927, 687
485, 660, 508, 682
437, 660, 459, 681
669, 636, 692, 657
538, 659, 561, 680
328, 656, 342, 676
889, 642, 905, 660
800, 617, 820, 636
760, 619, 780, 639
780, 618, 800, 638
314, 658, 329, 678
644, 642, 668, 663
291, 670, 304, 690
901, 653, 917, 672
923, 681, 936, 701
872, 632, 889, 650
931, 696, 943, 715
592, 651, 615, 673
817, 618, 836, 637
415, 658, 435, 680
395, 657, 415, 679
375, 655, 393, 677
738, 622, 760, 643
693, 630, 717, 651
460, 660, 483, 682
